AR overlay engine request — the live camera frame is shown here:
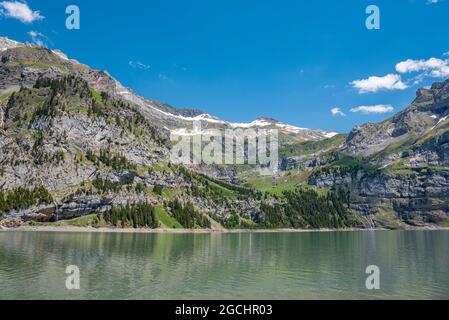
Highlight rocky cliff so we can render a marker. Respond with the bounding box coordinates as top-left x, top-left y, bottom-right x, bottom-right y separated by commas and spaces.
305, 80, 449, 228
